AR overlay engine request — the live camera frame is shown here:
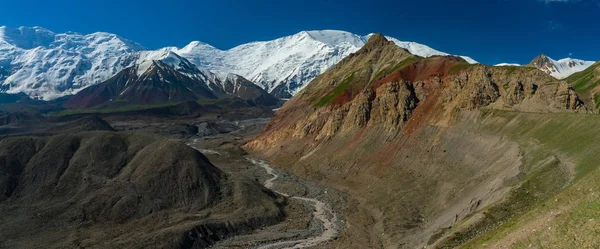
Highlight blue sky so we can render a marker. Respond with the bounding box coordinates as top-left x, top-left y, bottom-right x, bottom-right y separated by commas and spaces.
0, 0, 598, 64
